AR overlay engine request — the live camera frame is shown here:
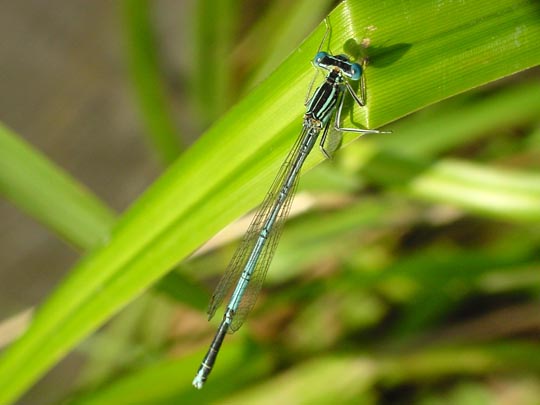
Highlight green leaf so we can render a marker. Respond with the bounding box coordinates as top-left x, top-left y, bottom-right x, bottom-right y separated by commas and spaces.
72, 341, 272, 404
220, 343, 540, 403
360, 151, 540, 222
192, 0, 239, 123
71, 342, 540, 403
121, 0, 184, 164
356, 0, 540, 126
0, 123, 115, 250
0, 0, 539, 402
